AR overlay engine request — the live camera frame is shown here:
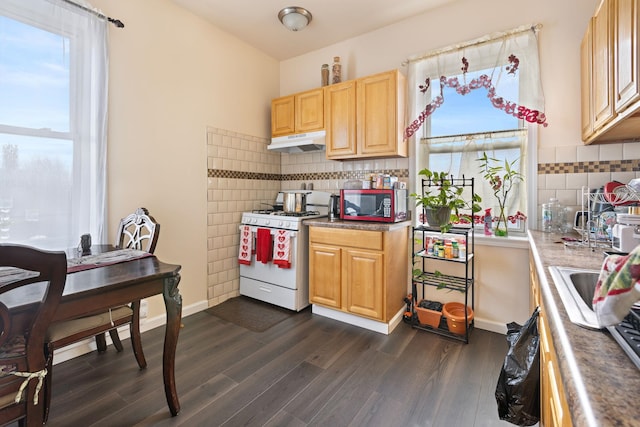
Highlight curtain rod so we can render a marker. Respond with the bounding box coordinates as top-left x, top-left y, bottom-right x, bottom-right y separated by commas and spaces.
402, 24, 541, 66
60, 0, 124, 28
